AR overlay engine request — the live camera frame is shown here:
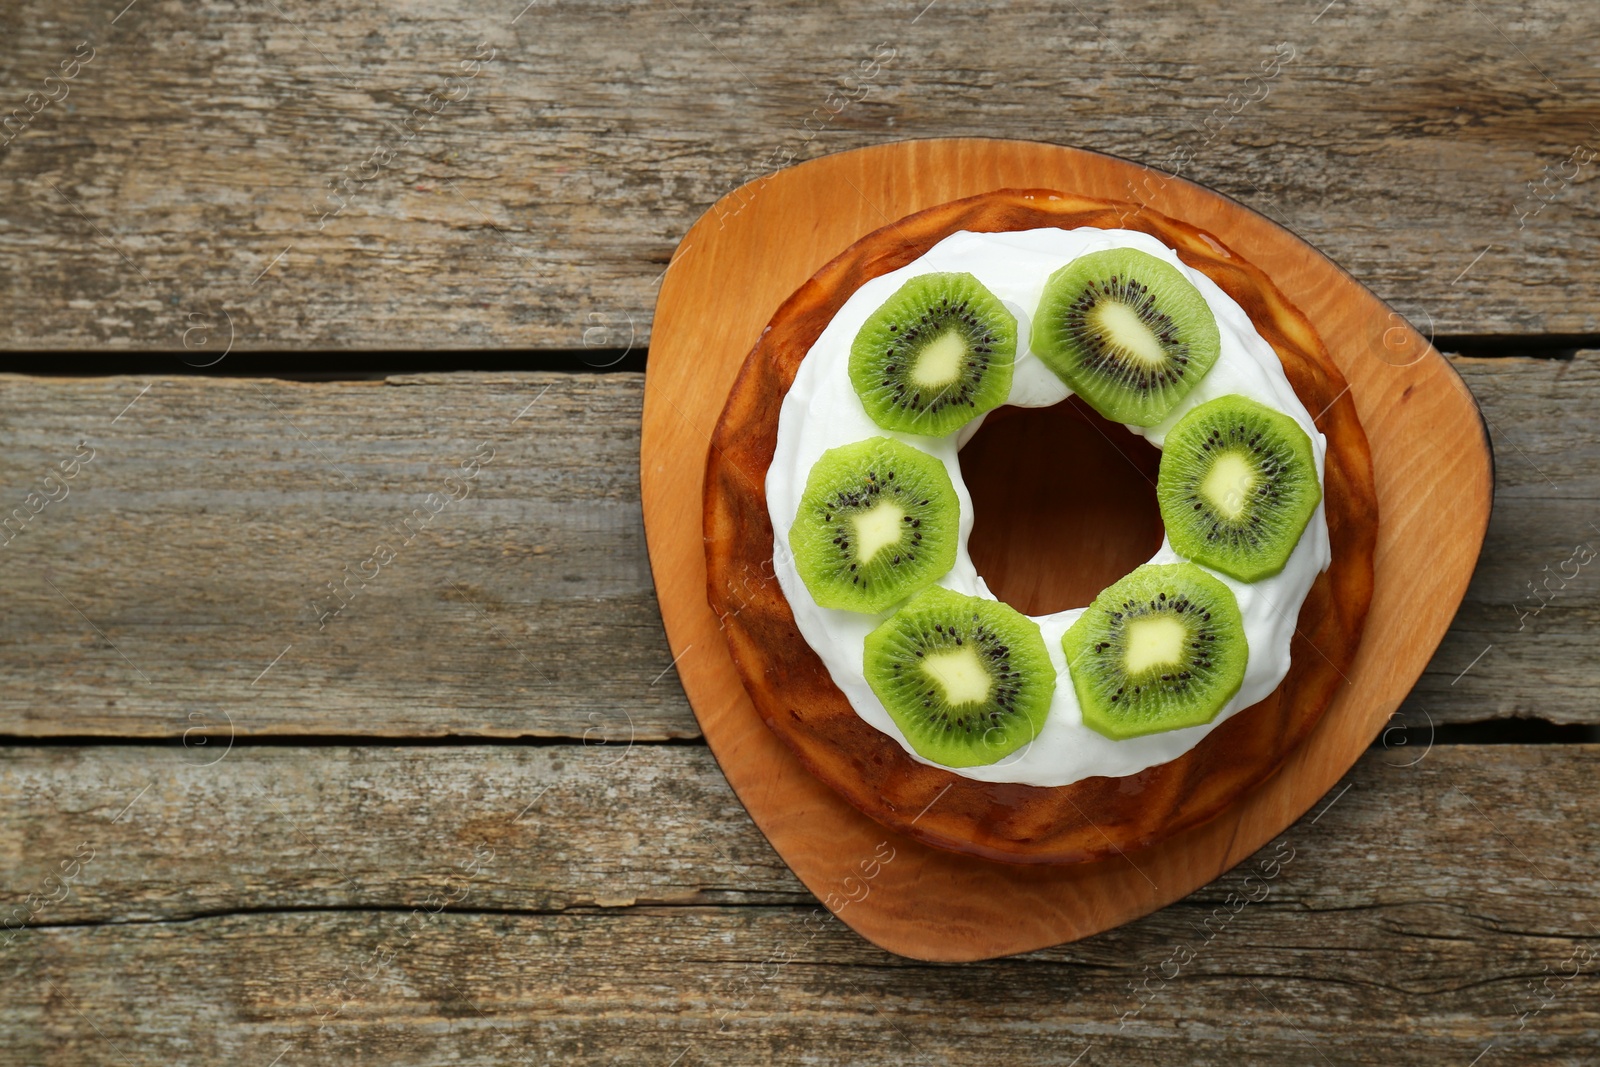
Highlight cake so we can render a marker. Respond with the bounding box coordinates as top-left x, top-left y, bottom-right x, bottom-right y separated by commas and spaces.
704, 189, 1376, 864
